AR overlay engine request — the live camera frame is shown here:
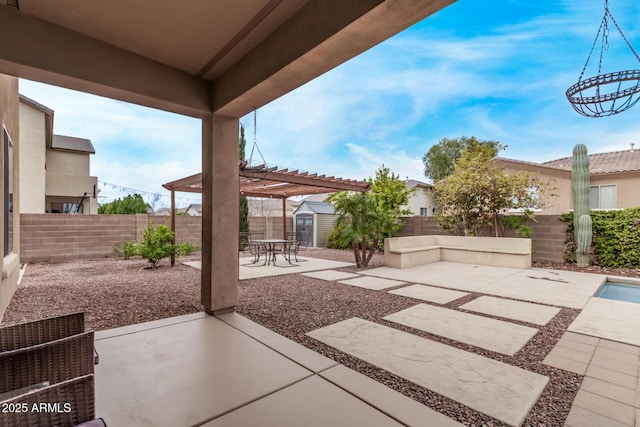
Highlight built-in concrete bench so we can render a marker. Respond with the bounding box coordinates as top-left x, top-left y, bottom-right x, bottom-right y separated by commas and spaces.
384, 235, 532, 269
